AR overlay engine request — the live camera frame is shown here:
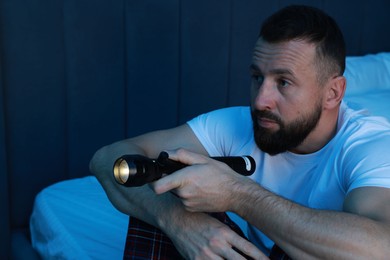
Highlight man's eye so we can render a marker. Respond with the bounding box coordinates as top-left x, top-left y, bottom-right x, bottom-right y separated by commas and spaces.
278, 79, 290, 88
253, 75, 264, 85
